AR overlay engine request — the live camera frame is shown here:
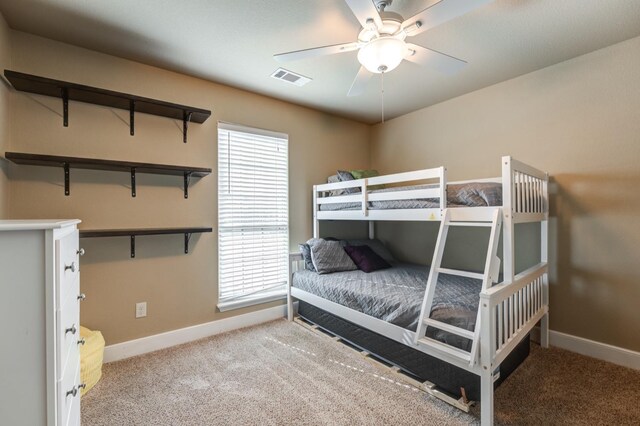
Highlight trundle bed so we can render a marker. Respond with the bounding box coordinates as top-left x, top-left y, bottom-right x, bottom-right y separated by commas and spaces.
287, 156, 549, 425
